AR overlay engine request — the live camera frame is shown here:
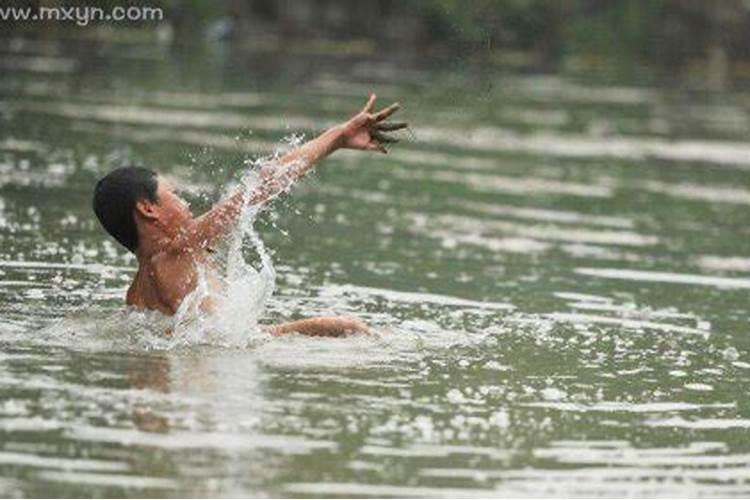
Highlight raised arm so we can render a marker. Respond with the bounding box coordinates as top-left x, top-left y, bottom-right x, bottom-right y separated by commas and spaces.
168, 94, 406, 253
